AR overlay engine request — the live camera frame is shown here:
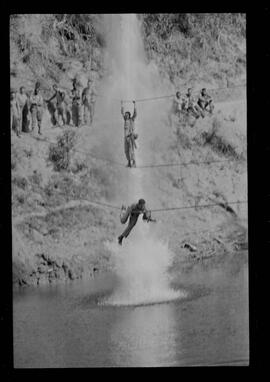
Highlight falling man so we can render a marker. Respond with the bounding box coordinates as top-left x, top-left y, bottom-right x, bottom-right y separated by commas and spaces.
118, 199, 156, 245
